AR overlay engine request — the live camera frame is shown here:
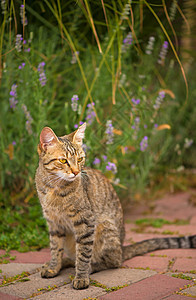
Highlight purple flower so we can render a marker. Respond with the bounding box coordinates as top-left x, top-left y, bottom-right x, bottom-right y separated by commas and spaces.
102, 155, 107, 161
124, 146, 128, 152
74, 124, 78, 128
105, 120, 114, 144
71, 94, 79, 112
154, 123, 158, 128
82, 143, 90, 153
12, 141, 16, 146
85, 103, 96, 125
15, 34, 22, 52
38, 62, 47, 86
20, 4, 28, 26
93, 158, 101, 165
122, 32, 132, 53
144, 124, 147, 129
9, 84, 18, 109
140, 136, 148, 152
106, 162, 117, 174
131, 98, 140, 105
153, 91, 165, 110
22, 104, 33, 134
158, 41, 169, 65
